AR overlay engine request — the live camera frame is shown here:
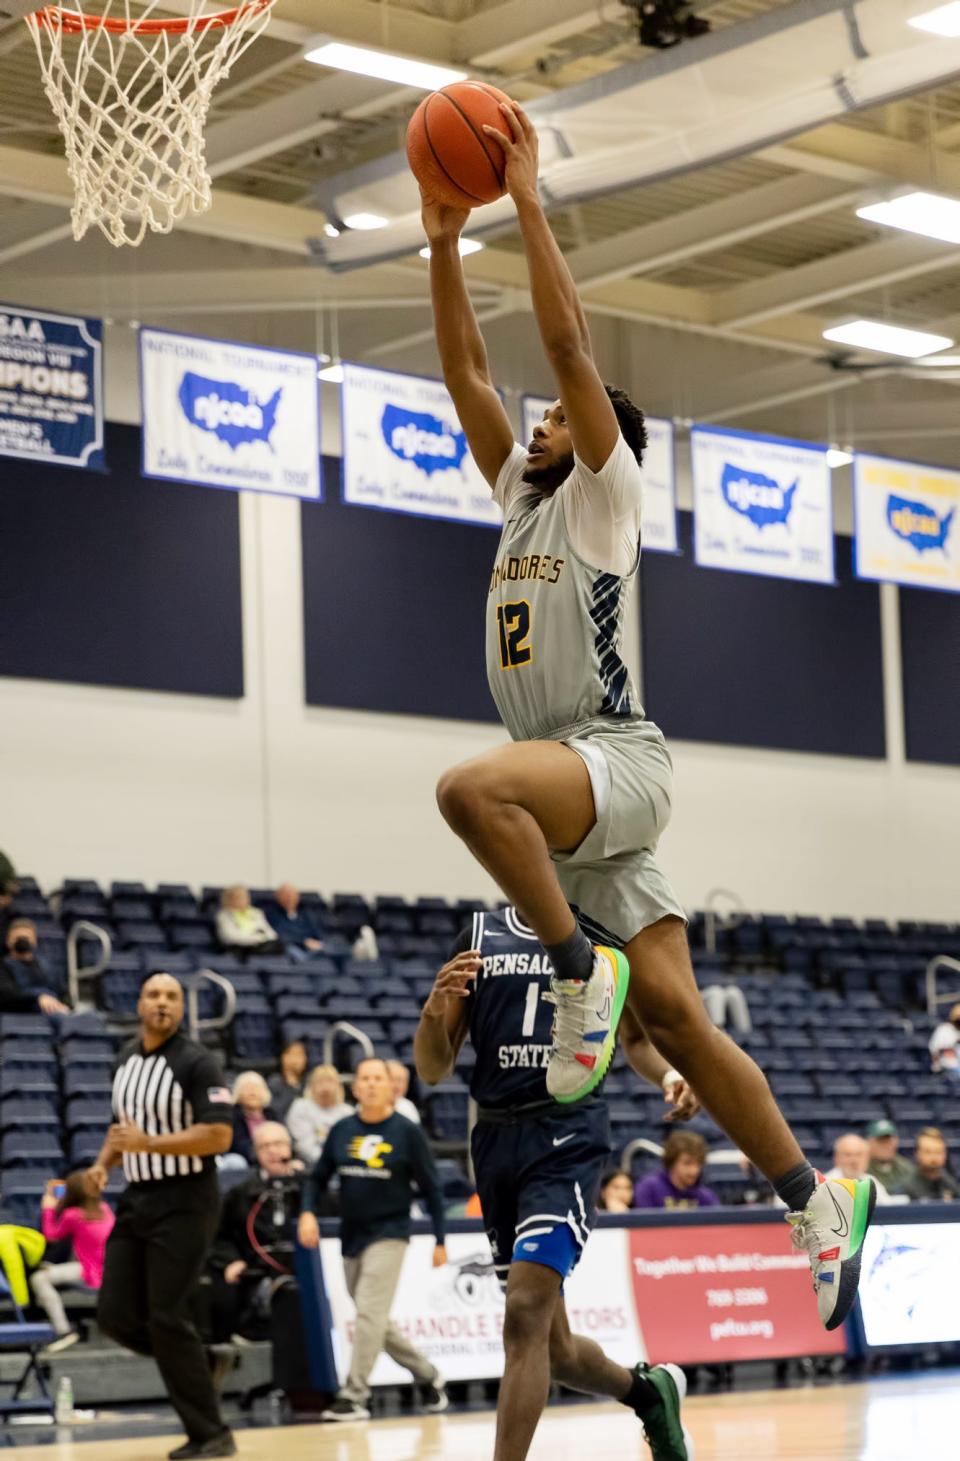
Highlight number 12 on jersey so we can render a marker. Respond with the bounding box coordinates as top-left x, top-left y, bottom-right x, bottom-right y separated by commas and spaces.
496, 600, 532, 670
